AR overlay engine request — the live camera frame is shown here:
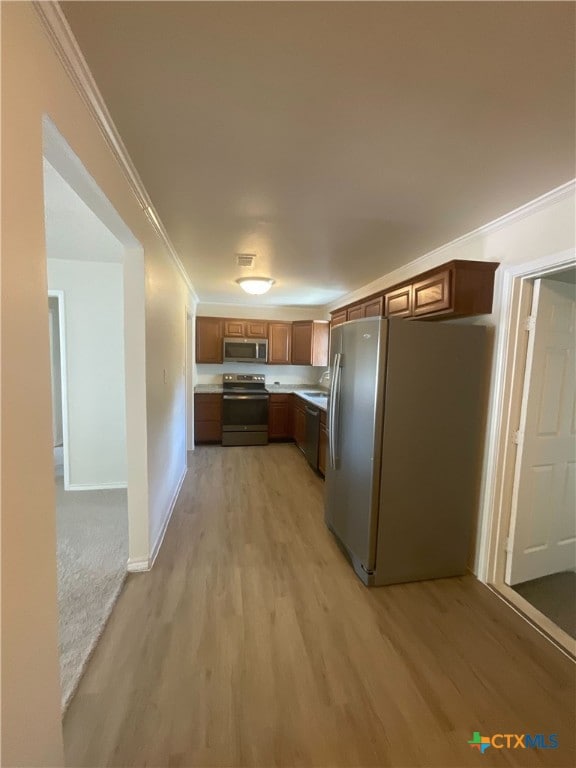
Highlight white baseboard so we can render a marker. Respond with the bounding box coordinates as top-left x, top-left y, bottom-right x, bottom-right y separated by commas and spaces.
149, 465, 187, 569
126, 465, 187, 573
66, 481, 128, 491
